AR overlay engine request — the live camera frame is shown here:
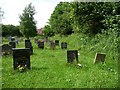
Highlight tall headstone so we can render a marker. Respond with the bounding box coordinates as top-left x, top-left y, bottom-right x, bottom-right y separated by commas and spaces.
67, 50, 78, 63
37, 40, 44, 49
25, 39, 33, 55
94, 53, 106, 64
61, 42, 67, 49
13, 48, 30, 70
50, 41, 56, 50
